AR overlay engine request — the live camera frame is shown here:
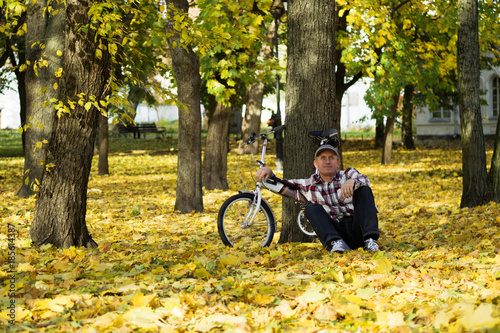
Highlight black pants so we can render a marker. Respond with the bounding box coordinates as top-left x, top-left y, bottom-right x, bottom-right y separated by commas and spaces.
305, 186, 379, 251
